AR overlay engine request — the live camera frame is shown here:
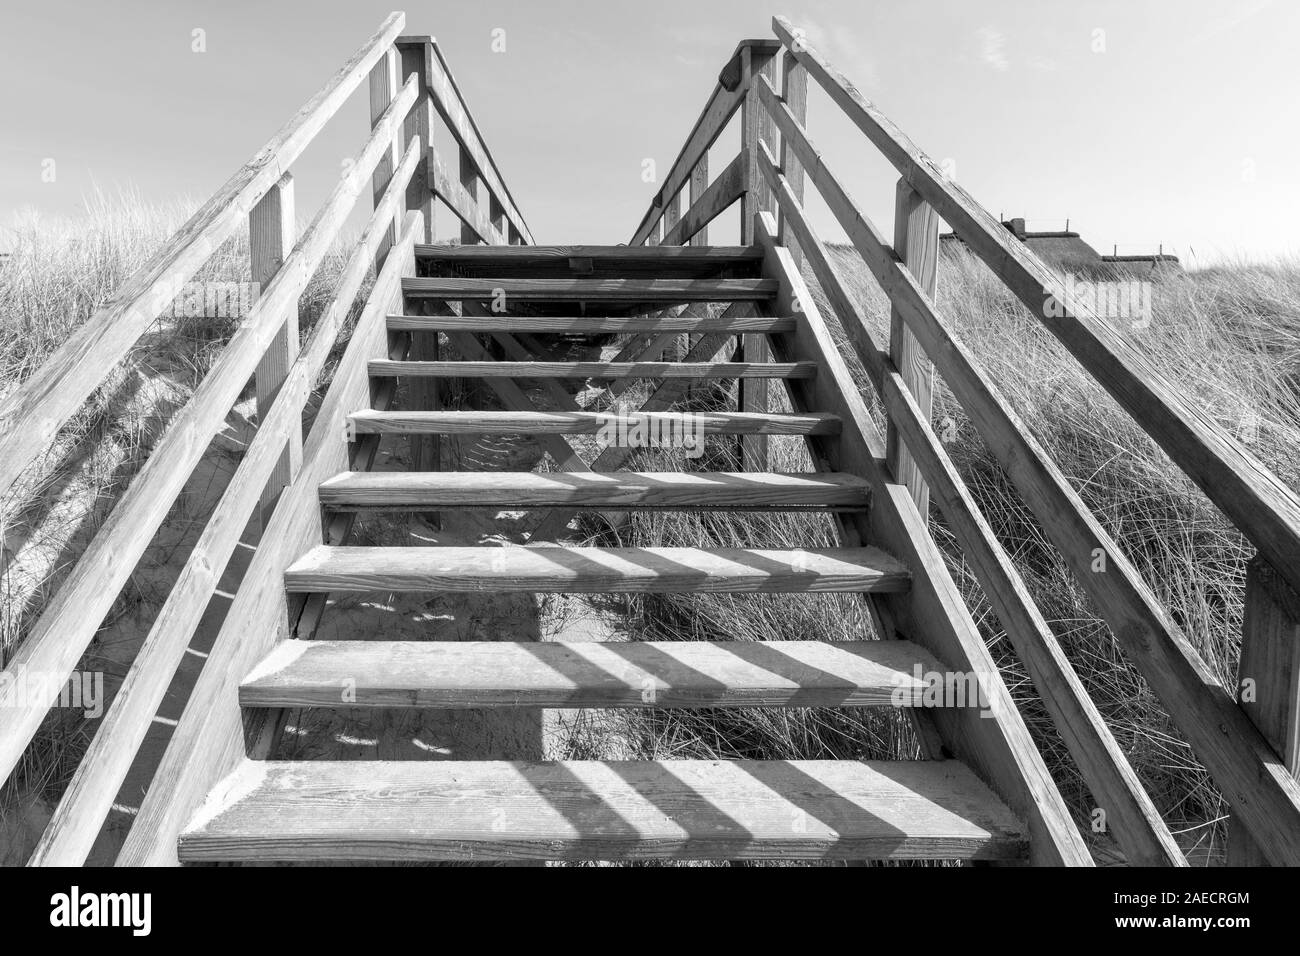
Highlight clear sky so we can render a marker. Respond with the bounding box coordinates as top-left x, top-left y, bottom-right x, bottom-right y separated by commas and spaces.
2, 0, 1297, 265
